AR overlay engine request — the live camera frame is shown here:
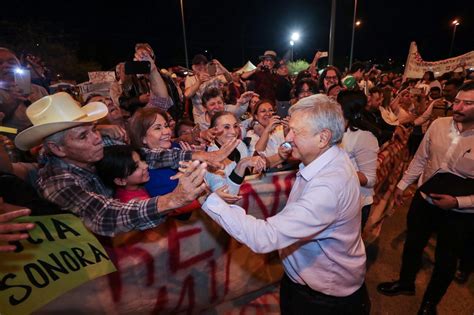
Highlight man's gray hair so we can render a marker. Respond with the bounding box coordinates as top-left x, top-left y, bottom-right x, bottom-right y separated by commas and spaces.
289, 94, 345, 146
42, 129, 68, 154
